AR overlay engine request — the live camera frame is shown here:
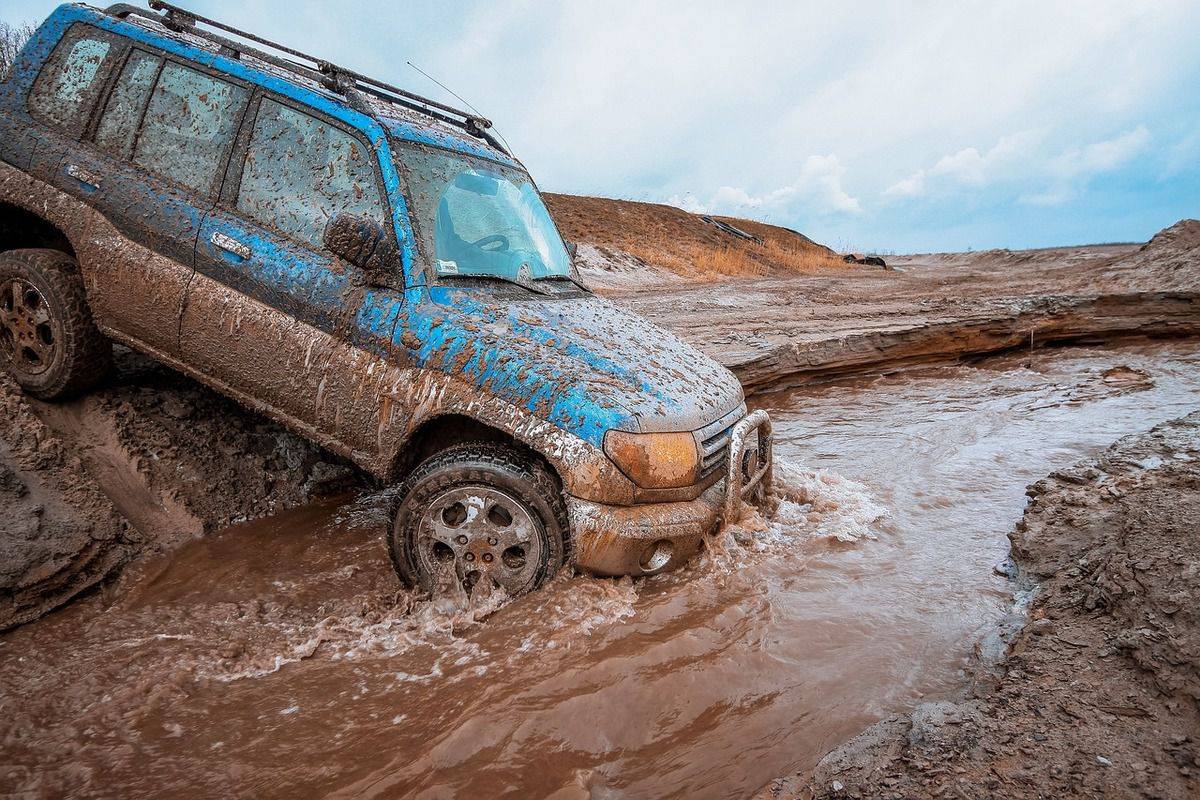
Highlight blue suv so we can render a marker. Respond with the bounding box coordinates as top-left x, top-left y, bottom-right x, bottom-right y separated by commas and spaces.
0, 2, 772, 598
